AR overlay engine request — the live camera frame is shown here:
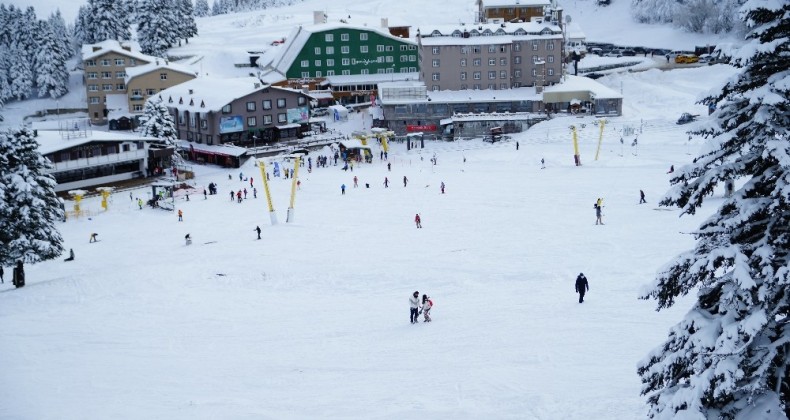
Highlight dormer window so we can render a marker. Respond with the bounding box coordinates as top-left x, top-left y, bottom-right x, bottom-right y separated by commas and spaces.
179, 97, 183, 104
